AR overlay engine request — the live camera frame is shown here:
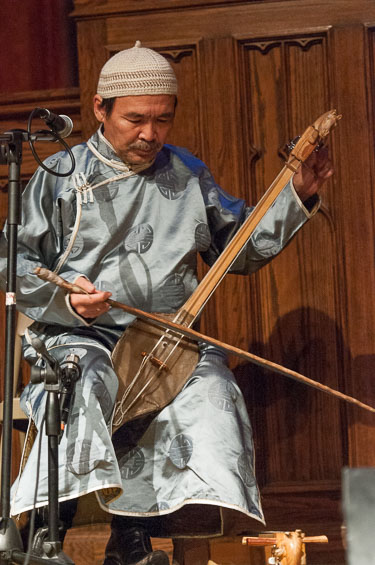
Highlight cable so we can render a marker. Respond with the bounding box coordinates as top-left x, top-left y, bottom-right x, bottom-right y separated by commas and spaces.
23, 413, 45, 565
27, 108, 75, 177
